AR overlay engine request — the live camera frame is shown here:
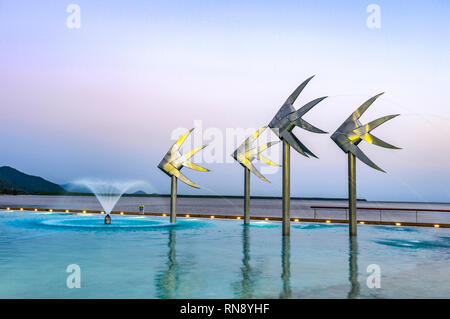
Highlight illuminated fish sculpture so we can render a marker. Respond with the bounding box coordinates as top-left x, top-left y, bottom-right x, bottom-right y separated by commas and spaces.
231, 126, 280, 183
231, 126, 280, 223
330, 92, 400, 172
268, 75, 328, 235
268, 75, 328, 157
331, 92, 400, 236
158, 128, 210, 189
